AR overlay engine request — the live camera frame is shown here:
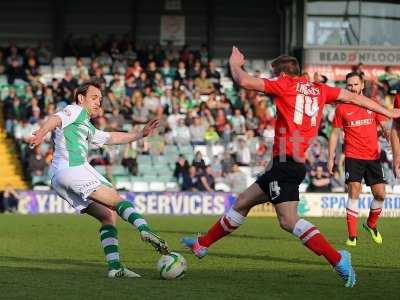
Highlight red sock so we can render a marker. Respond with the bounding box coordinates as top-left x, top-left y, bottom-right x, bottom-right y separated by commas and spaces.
346, 208, 358, 238
367, 208, 382, 229
198, 215, 239, 247
295, 220, 341, 266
